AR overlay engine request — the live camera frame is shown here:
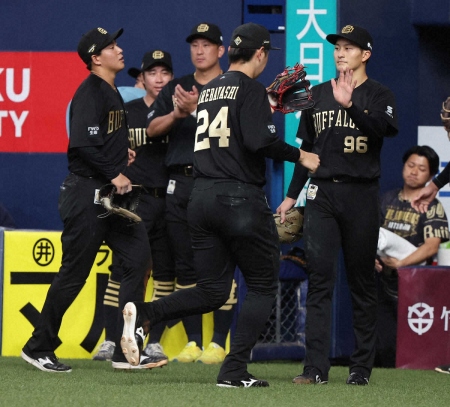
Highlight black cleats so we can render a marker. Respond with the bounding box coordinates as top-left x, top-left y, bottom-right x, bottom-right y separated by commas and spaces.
435, 364, 450, 374
346, 372, 369, 385
112, 353, 167, 370
21, 350, 72, 373
292, 367, 328, 384
217, 375, 269, 388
